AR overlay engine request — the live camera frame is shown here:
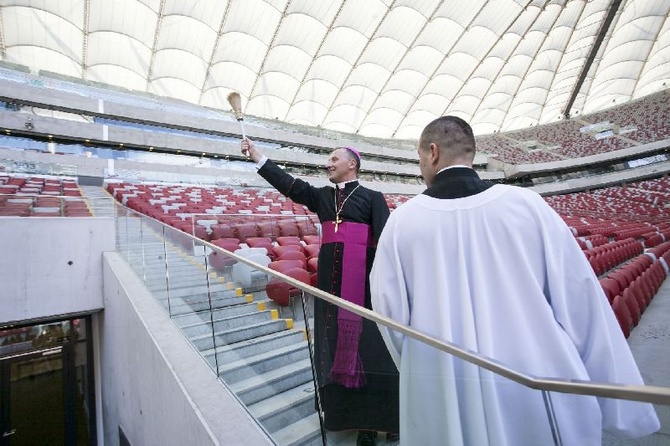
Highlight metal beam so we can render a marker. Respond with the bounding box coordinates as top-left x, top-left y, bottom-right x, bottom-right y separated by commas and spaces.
563, 0, 623, 119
